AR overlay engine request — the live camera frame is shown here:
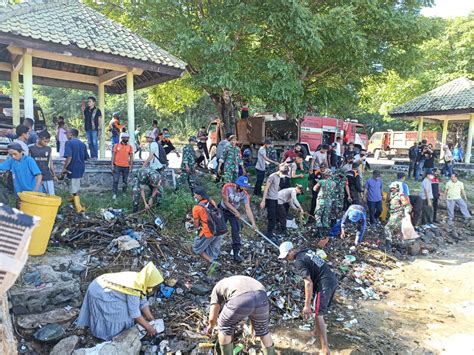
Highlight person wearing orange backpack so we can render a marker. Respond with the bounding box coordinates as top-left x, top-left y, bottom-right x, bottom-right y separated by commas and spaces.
192, 186, 226, 272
